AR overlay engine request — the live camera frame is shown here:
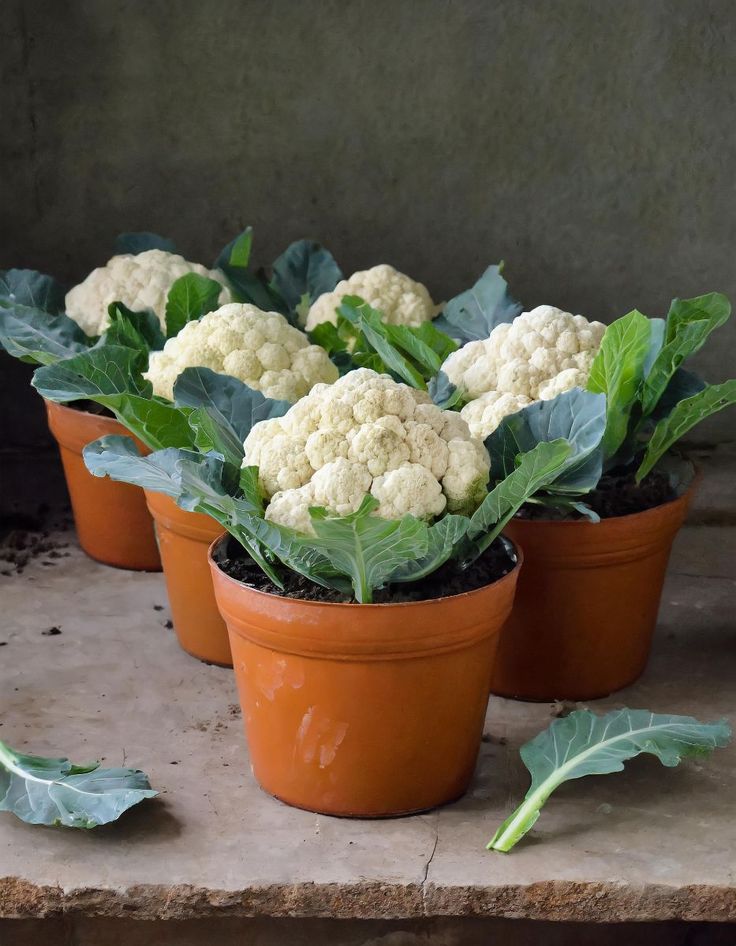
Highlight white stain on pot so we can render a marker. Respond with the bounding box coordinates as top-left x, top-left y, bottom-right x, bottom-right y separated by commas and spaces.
257, 658, 287, 700
295, 705, 348, 767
